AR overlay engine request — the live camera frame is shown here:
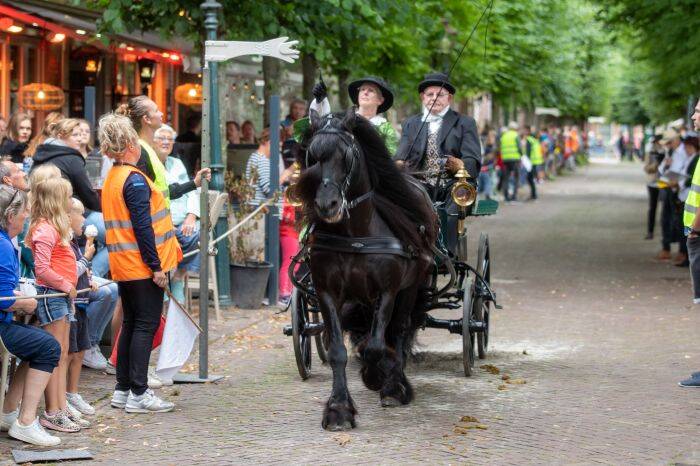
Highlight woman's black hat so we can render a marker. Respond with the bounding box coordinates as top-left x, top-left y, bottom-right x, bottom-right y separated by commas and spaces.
348, 76, 394, 114
418, 72, 456, 95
